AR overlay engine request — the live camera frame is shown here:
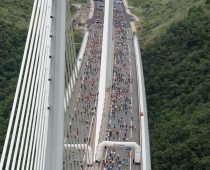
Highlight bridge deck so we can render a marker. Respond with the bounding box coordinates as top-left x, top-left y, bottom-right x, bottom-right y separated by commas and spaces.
64, 1, 104, 169
64, 1, 141, 170
100, 2, 140, 170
